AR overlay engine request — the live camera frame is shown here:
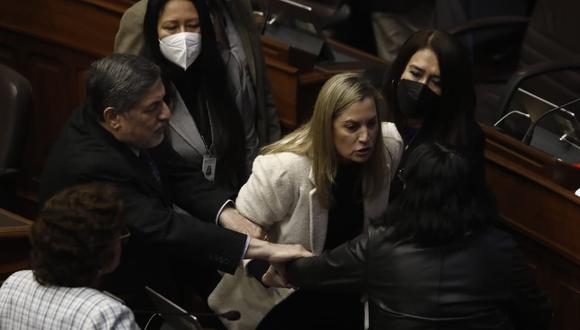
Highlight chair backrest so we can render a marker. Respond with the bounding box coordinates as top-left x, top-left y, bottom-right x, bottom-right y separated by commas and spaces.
518, 0, 580, 108
0, 64, 31, 173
